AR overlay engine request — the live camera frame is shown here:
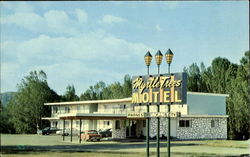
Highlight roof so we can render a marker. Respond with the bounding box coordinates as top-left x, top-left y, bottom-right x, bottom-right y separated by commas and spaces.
42, 117, 60, 120
44, 92, 229, 106
187, 92, 229, 97
44, 97, 131, 106
180, 114, 229, 118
